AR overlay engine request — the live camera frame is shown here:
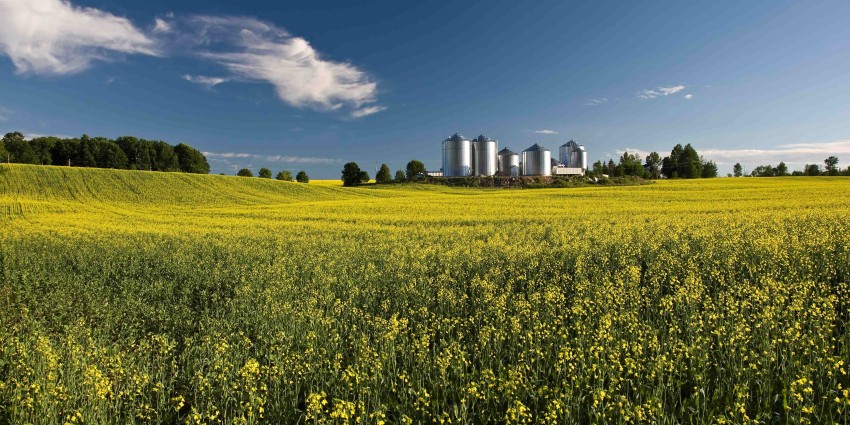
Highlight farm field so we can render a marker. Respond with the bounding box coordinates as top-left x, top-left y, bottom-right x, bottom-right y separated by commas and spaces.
1, 164, 849, 424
